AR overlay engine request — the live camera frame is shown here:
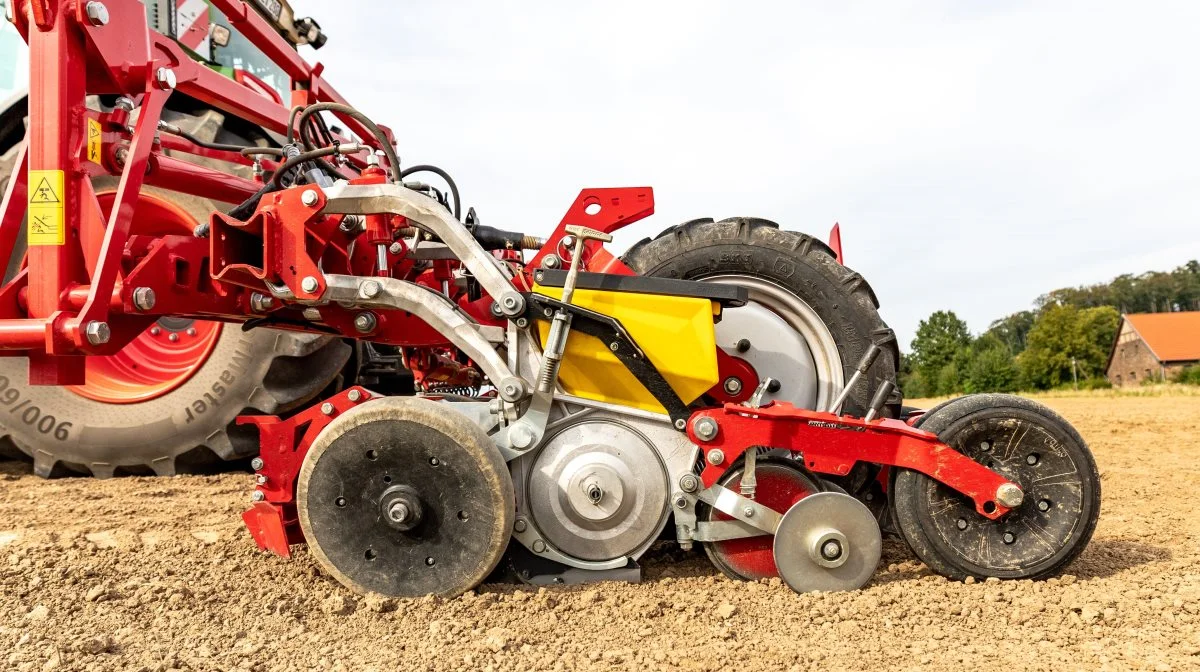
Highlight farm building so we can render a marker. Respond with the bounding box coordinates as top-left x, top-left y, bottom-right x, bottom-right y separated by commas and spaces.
1106, 312, 1200, 386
